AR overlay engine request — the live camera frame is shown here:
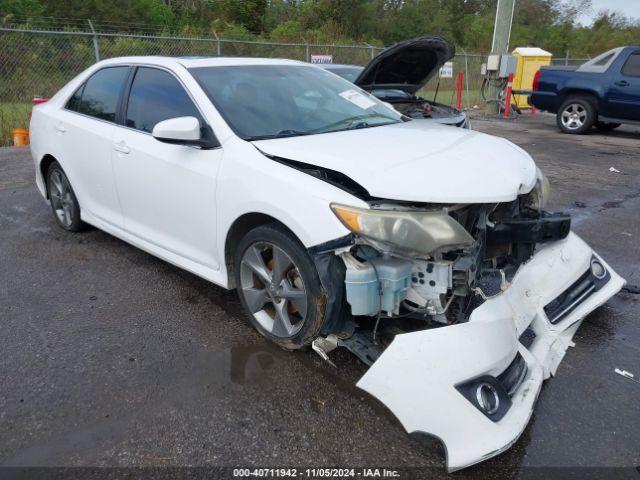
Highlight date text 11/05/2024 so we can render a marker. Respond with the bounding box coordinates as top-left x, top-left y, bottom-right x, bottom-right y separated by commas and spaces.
233, 468, 401, 477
